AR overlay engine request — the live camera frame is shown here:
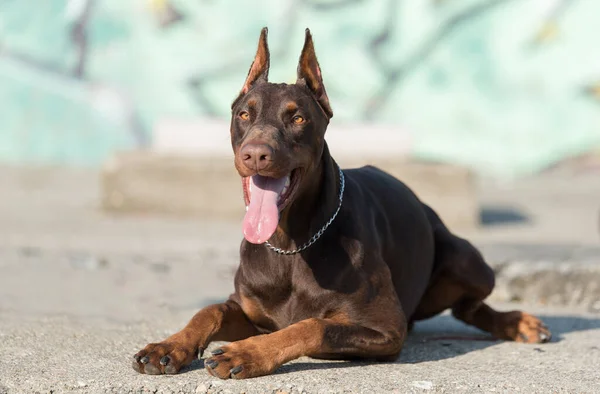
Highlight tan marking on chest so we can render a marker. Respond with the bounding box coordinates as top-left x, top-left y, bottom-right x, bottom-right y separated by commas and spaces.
240, 295, 275, 331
